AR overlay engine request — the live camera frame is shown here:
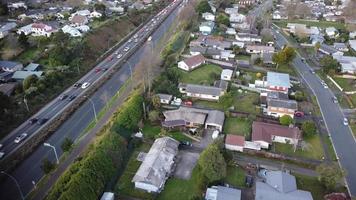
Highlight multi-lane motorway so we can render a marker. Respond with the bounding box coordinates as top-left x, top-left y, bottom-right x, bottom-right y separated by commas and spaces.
273, 27, 356, 197
0, 0, 183, 198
